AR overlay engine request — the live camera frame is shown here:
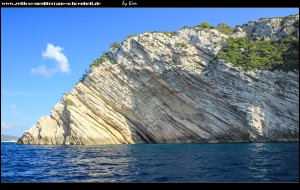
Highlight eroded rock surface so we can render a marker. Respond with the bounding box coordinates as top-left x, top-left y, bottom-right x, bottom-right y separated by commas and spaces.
18, 14, 299, 145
